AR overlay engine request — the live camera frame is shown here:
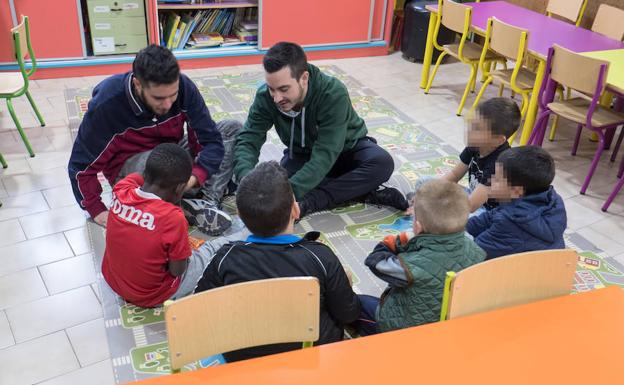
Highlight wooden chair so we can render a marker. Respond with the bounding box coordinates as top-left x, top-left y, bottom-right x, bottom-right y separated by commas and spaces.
440, 249, 577, 321
547, 3, 624, 142
591, 4, 624, 42
424, 0, 504, 116
164, 277, 320, 373
0, 16, 46, 158
471, 17, 533, 144
528, 44, 624, 195
546, 0, 588, 26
